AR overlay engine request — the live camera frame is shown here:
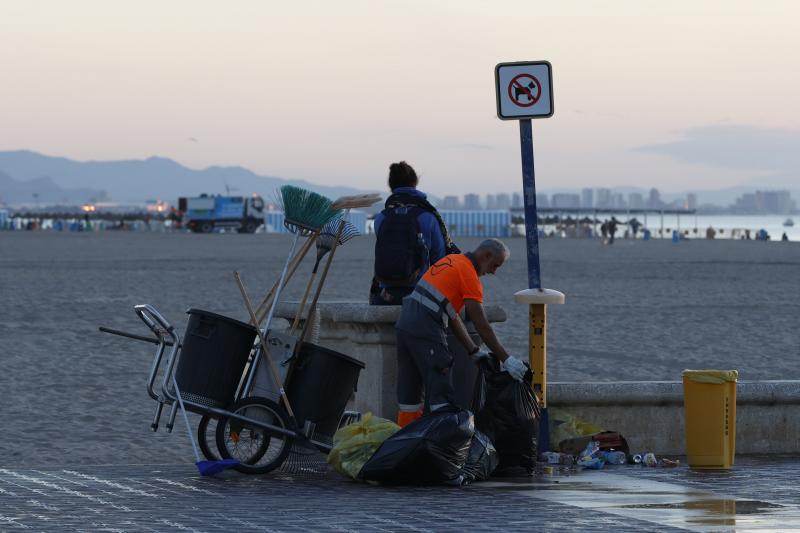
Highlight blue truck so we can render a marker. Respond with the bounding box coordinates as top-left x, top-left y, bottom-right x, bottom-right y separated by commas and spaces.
178, 194, 265, 233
